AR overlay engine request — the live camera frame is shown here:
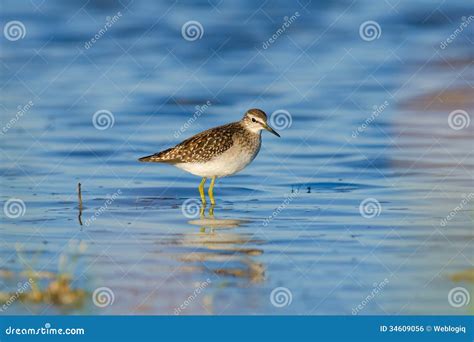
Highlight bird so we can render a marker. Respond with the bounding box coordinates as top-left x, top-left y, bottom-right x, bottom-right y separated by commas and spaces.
138, 108, 280, 205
